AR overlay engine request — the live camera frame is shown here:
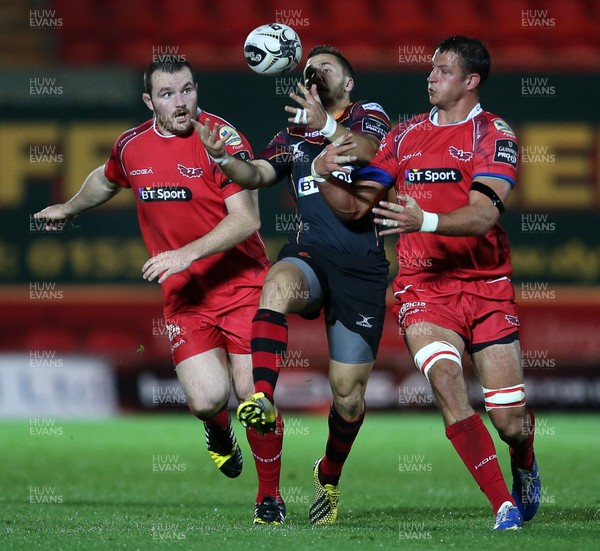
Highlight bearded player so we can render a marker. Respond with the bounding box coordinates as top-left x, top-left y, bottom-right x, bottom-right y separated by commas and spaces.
196, 45, 391, 525
34, 60, 285, 525
313, 36, 540, 530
